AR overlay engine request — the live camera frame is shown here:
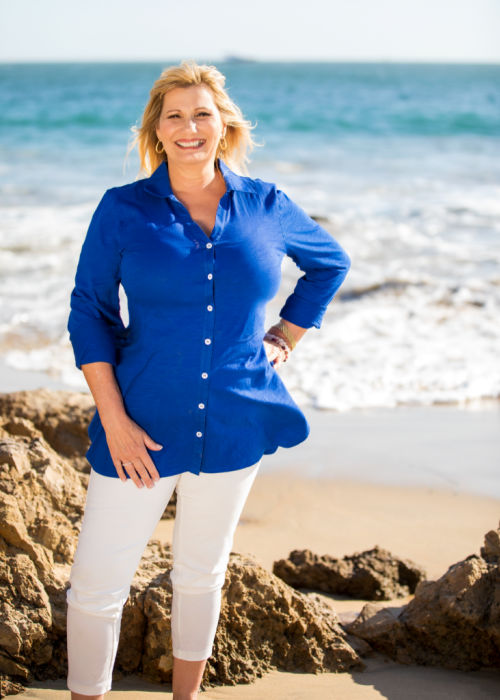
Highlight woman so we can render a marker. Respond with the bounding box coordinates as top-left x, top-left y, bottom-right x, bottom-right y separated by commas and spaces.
66, 60, 350, 699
